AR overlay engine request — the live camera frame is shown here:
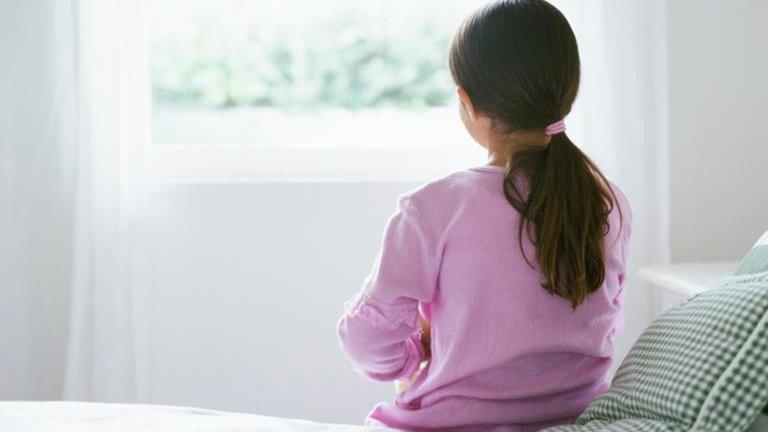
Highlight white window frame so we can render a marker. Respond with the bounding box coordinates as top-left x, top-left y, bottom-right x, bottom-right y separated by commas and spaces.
149, 145, 484, 183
